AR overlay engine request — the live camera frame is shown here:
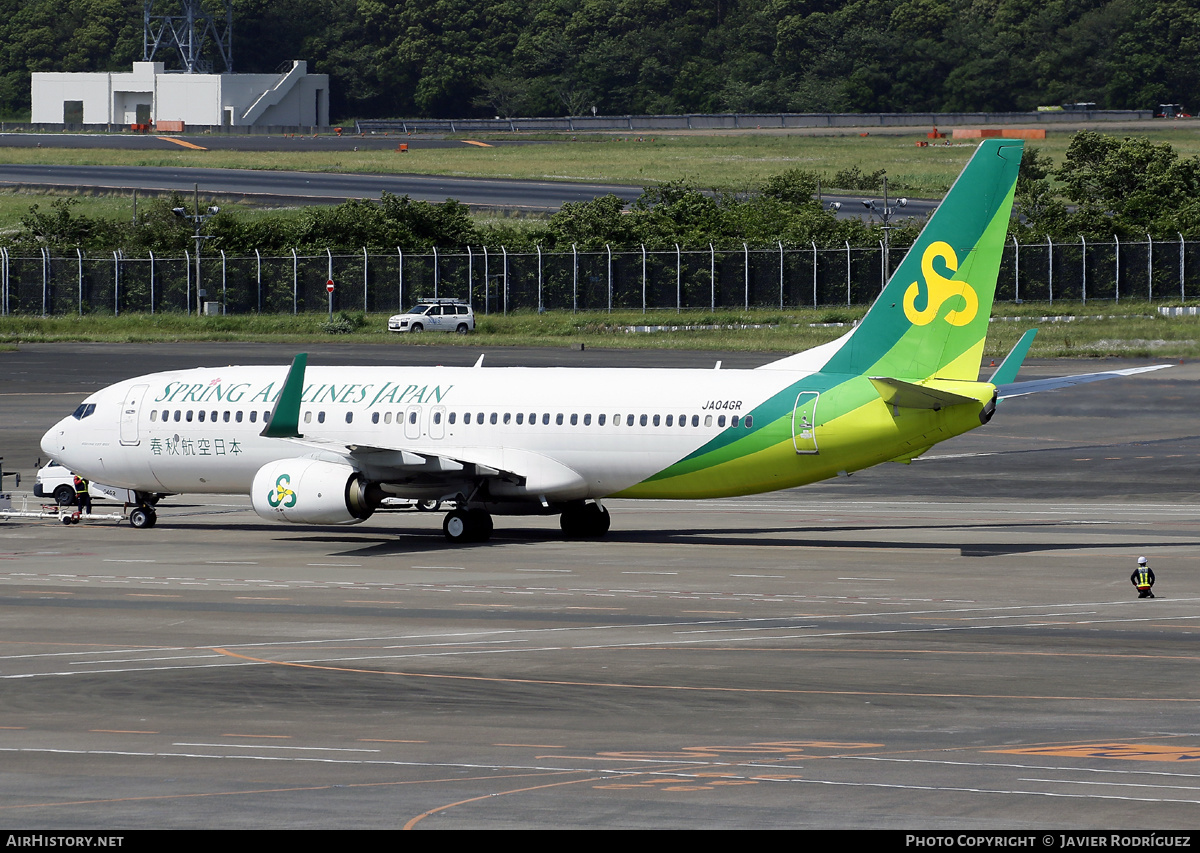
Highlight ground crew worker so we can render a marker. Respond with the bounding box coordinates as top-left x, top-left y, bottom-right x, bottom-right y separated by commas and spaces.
73, 474, 91, 516
1131, 556, 1155, 599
